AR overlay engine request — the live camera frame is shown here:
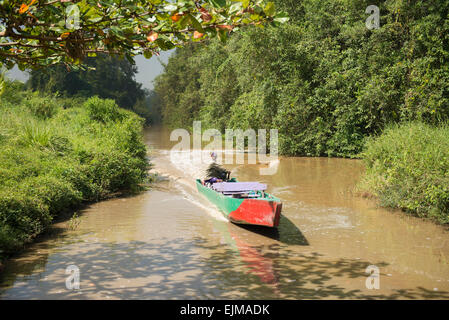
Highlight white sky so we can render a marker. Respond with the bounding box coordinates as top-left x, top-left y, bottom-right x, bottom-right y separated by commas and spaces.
5, 50, 173, 91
